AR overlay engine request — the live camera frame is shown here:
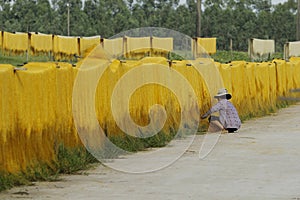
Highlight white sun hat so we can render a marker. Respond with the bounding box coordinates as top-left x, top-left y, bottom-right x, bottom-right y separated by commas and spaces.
214, 88, 232, 99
